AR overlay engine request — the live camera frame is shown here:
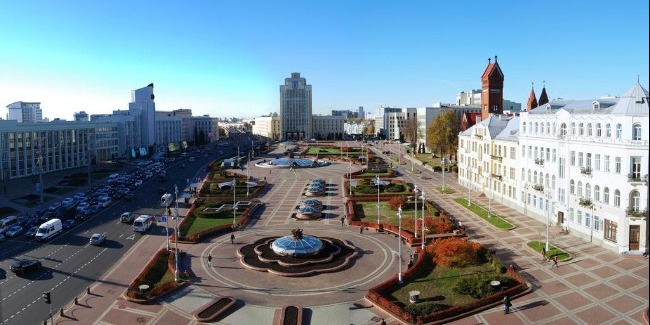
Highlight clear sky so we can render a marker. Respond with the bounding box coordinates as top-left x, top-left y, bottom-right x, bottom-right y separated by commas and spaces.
1, 1, 648, 121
